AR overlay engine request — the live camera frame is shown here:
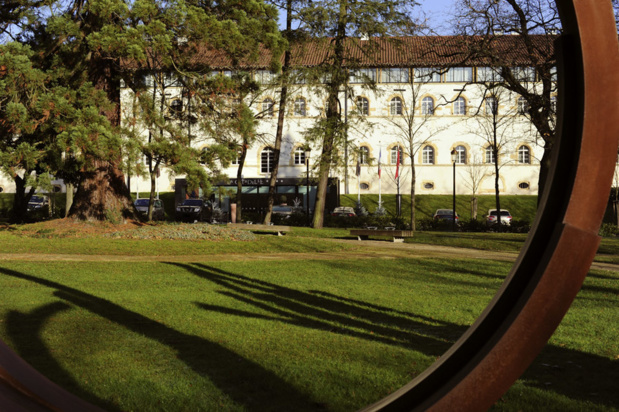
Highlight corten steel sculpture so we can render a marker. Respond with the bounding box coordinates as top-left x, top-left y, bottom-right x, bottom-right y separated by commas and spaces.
0, 1, 618, 411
